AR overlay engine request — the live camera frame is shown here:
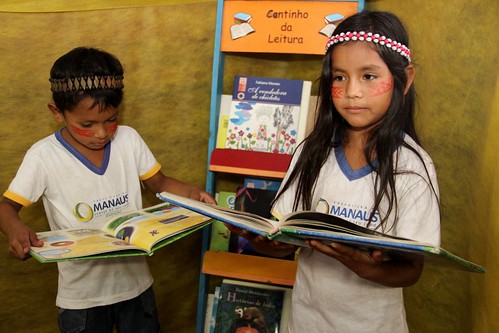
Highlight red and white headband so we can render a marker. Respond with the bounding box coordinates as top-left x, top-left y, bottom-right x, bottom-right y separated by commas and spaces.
325, 31, 412, 63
